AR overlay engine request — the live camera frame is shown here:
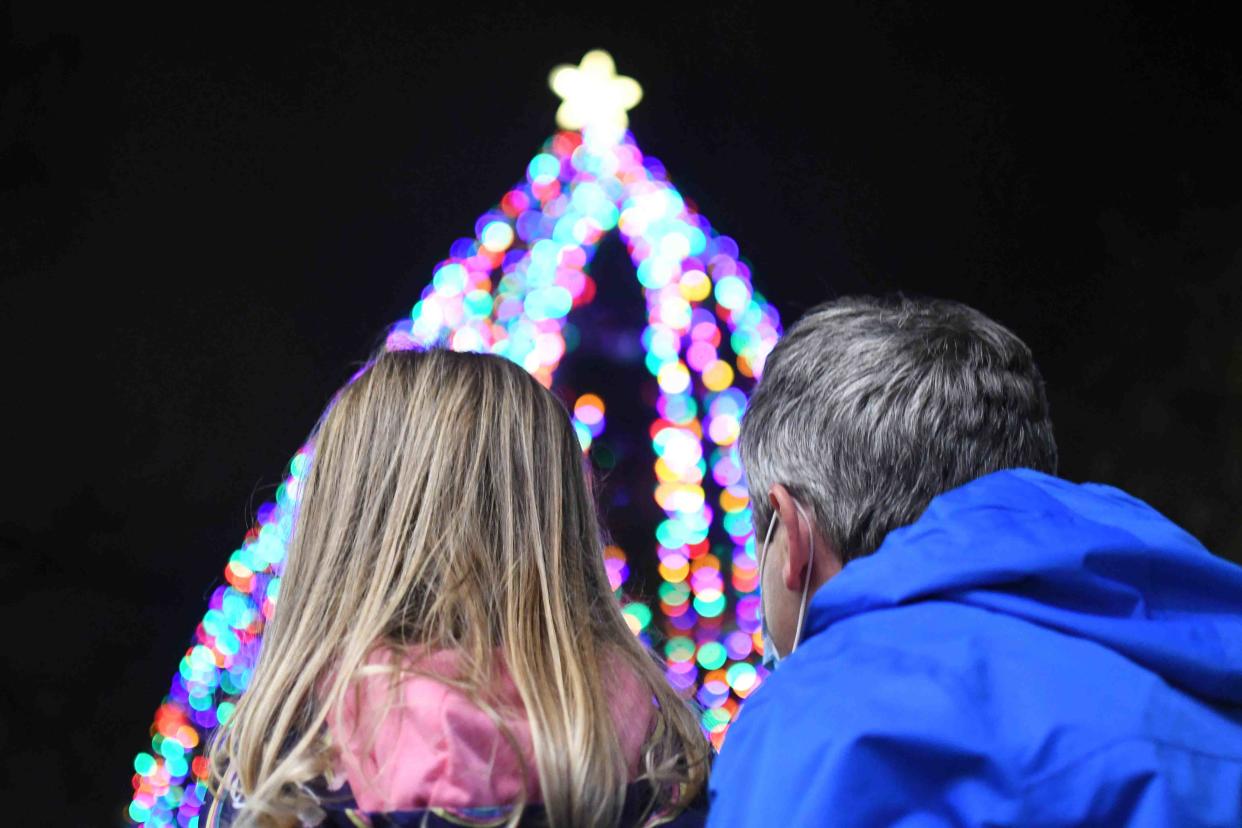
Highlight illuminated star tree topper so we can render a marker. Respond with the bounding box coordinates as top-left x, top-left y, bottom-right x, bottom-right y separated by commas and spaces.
549, 49, 644, 141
